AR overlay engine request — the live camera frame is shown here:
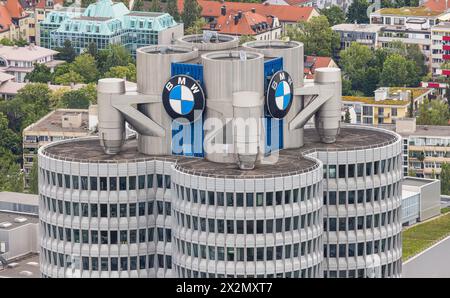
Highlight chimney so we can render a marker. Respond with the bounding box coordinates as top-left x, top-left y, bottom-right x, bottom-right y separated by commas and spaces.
234, 15, 239, 25
251, 8, 256, 13
221, 5, 226, 16
237, 10, 242, 19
